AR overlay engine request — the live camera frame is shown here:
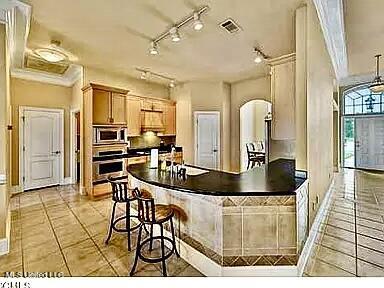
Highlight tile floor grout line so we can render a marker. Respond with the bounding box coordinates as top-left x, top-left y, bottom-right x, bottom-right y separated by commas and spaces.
323, 212, 384, 232
37, 190, 72, 276
327, 205, 384, 224
59, 192, 121, 277
313, 256, 356, 276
